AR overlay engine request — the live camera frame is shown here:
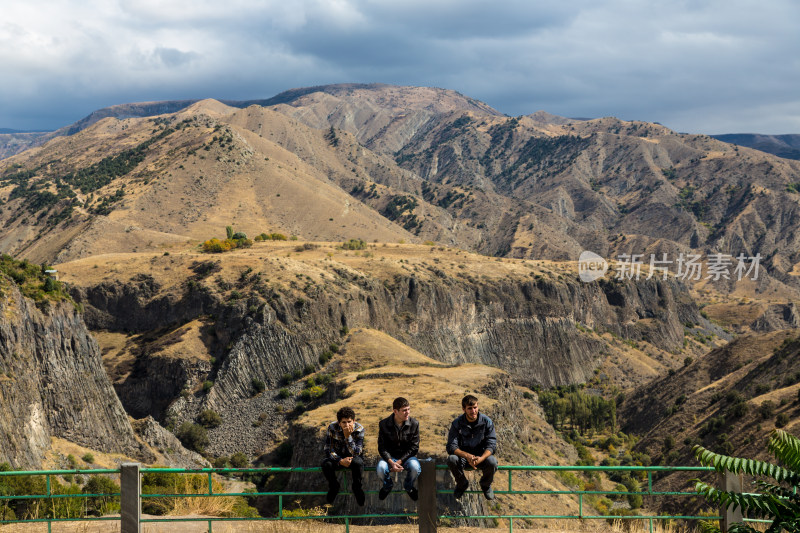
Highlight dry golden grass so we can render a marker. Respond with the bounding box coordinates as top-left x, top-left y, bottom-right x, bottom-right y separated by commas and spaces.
43, 437, 132, 471
0, 517, 729, 533
164, 477, 241, 518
